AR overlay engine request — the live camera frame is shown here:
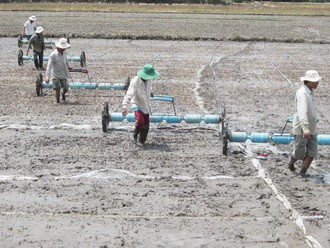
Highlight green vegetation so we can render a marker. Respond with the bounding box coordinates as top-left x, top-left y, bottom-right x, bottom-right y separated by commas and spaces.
0, 2, 329, 16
